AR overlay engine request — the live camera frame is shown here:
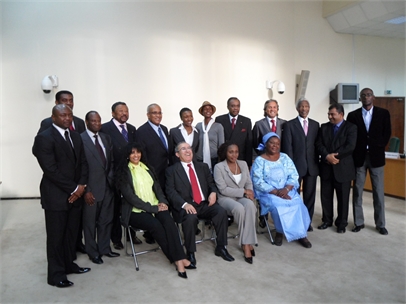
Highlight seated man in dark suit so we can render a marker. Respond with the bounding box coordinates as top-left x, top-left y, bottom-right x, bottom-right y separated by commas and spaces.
165, 142, 234, 265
